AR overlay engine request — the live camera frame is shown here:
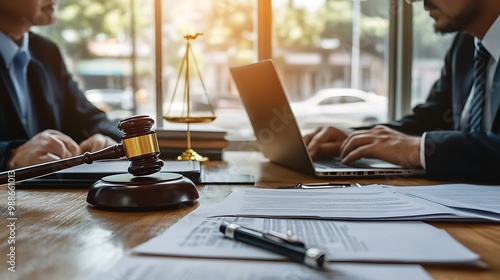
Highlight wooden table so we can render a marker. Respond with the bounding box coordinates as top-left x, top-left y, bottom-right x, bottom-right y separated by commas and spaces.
1, 151, 499, 280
